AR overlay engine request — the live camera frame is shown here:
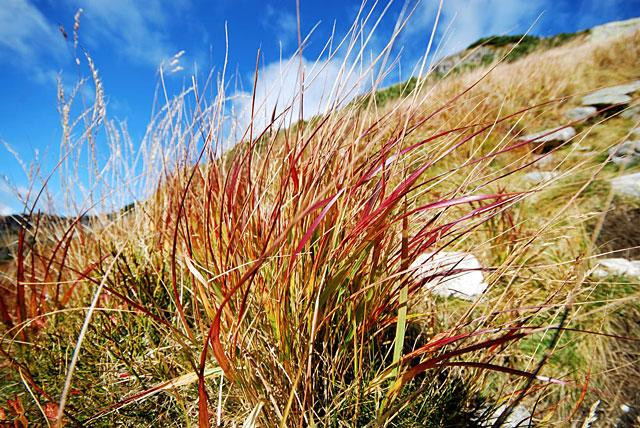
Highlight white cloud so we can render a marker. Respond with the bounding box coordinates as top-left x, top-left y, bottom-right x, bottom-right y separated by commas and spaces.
0, 180, 25, 215
263, 5, 298, 48
0, 0, 68, 79
0, 201, 14, 216
229, 54, 366, 141
406, 0, 546, 57
68, 0, 187, 68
